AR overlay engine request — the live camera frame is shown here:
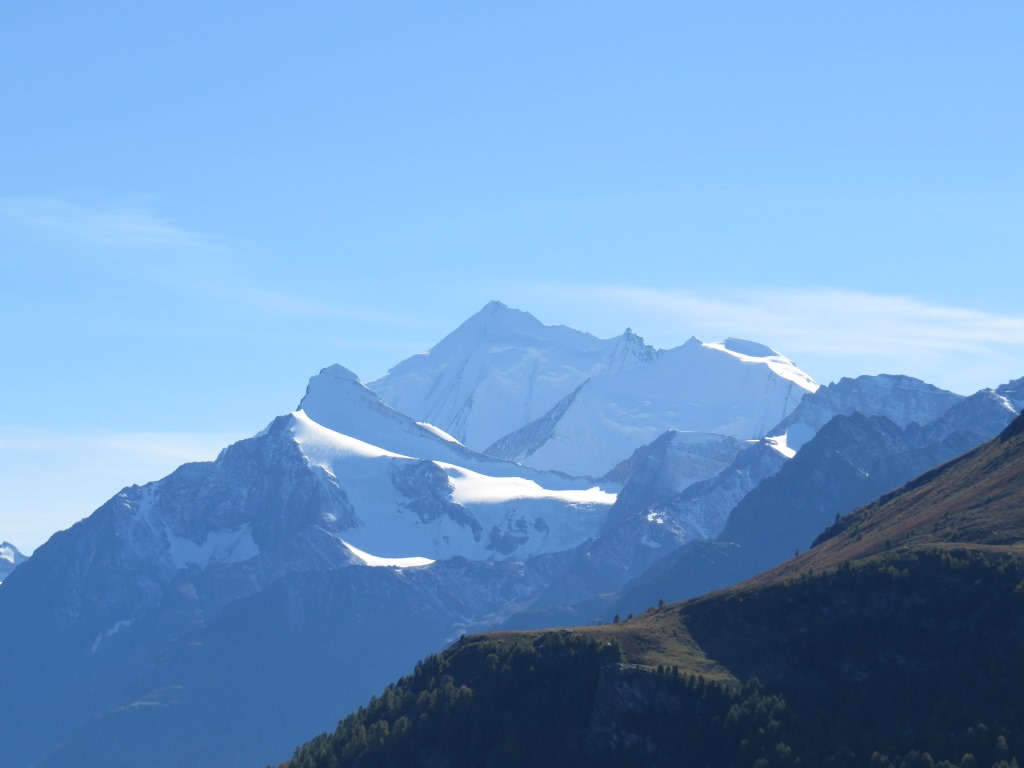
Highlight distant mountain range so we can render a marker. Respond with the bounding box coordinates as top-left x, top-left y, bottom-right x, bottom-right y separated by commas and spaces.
281, 412, 1024, 768
0, 301, 1019, 768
